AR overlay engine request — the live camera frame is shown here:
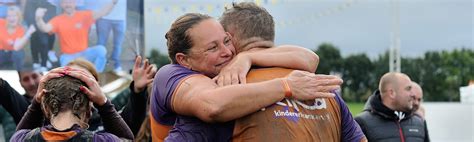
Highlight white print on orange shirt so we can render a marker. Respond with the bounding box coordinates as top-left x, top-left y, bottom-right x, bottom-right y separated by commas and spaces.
261, 98, 327, 112
273, 110, 331, 121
